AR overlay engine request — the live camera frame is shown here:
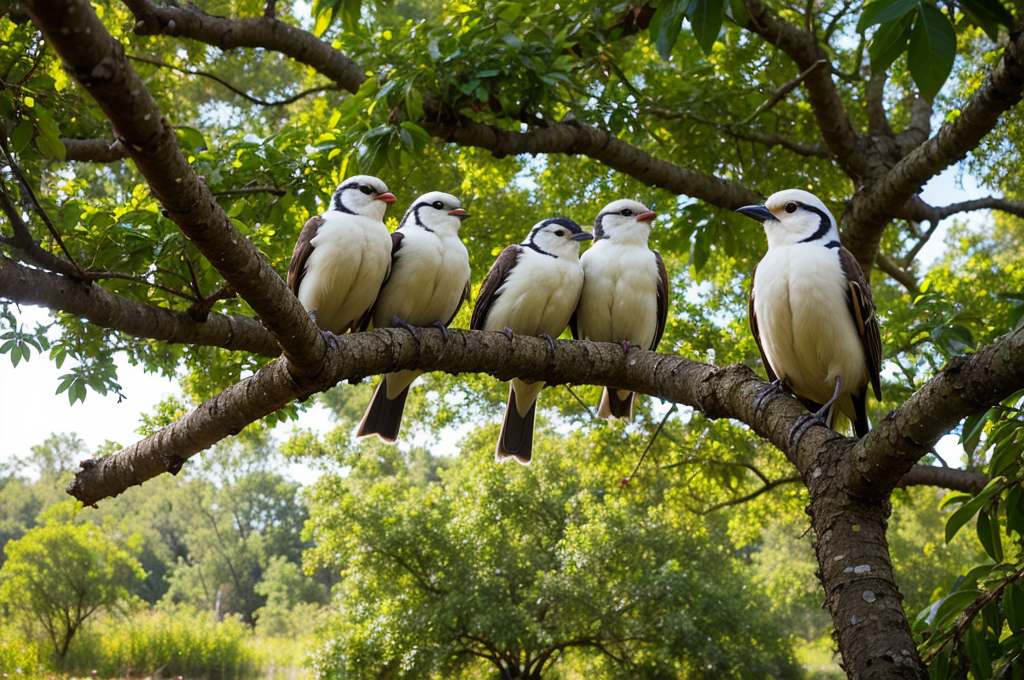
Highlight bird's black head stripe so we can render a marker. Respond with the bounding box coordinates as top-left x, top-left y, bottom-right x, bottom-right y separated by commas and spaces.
332, 181, 368, 215
544, 216, 583, 232
824, 240, 841, 249
524, 227, 557, 258
594, 213, 608, 241
796, 203, 833, 243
